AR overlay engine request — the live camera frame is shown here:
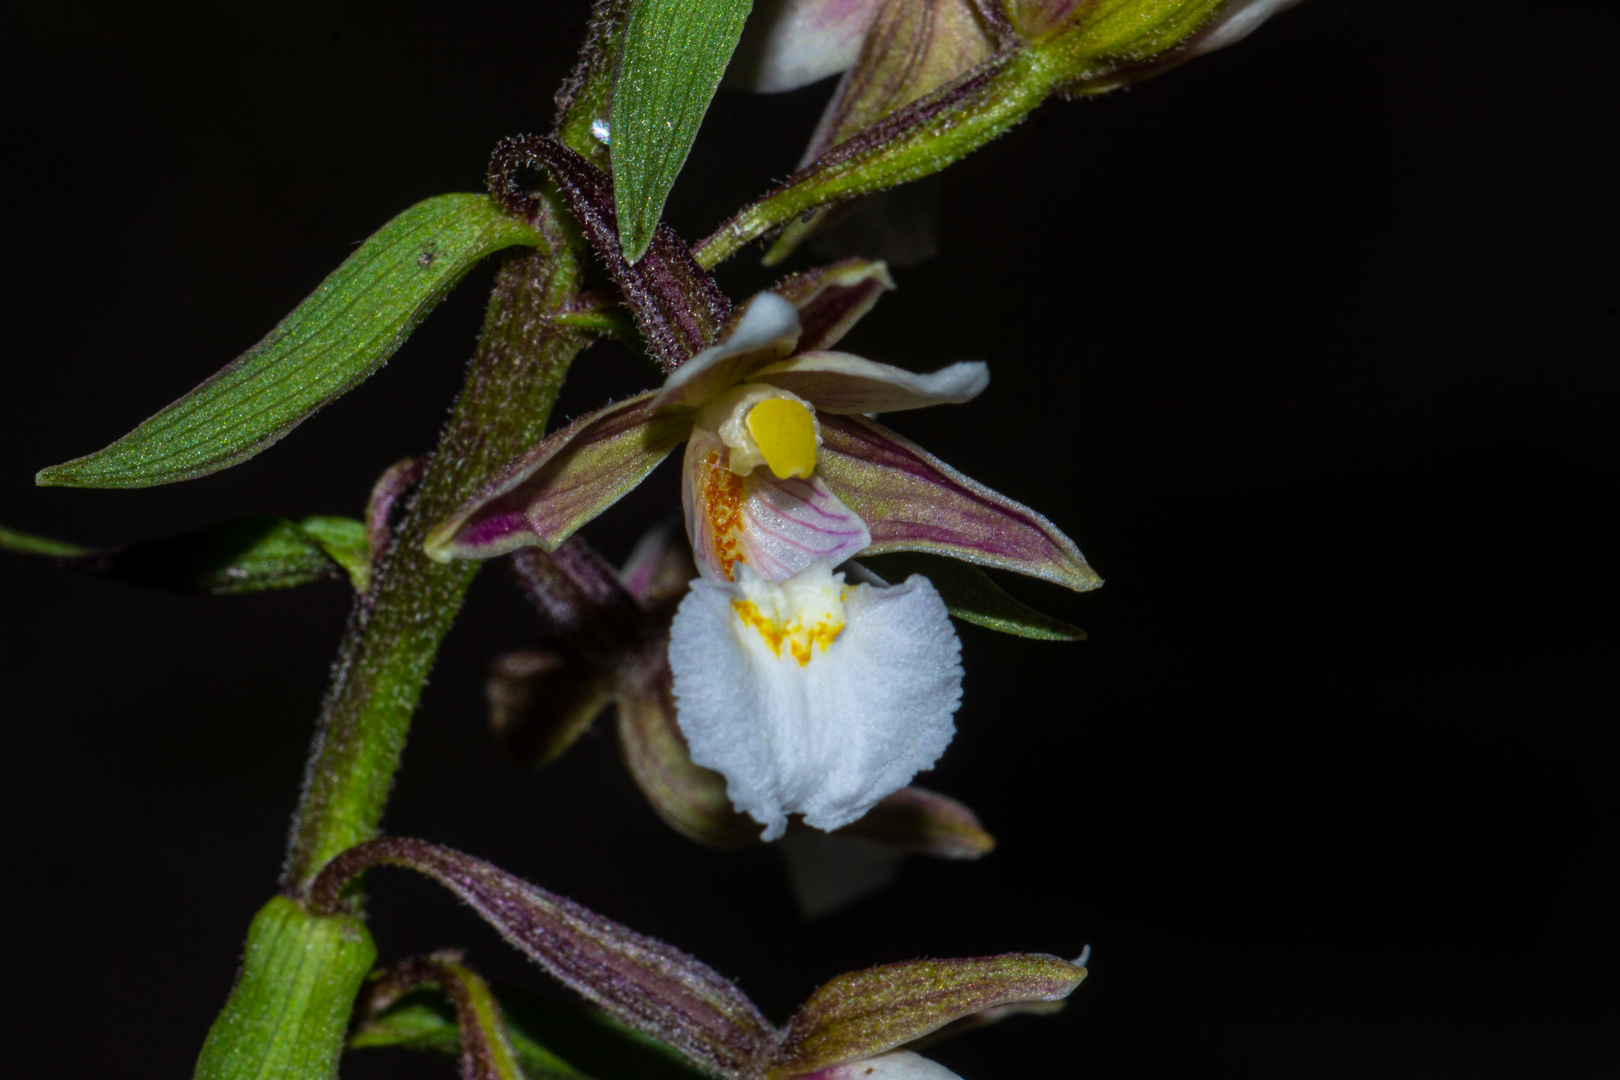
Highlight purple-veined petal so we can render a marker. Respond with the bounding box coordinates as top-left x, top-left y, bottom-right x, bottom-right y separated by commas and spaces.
727, 0, 886, 94
770, 259, 895, 351
683, 430, 872, 583
815, 415, 1101, 593
794, 1051, 963, 1080
772, 954, 1085, 1077
308, 838, 776, 1080
748, 352, 987, 414
654, 293, 802, 410
425, 392, 692, 562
